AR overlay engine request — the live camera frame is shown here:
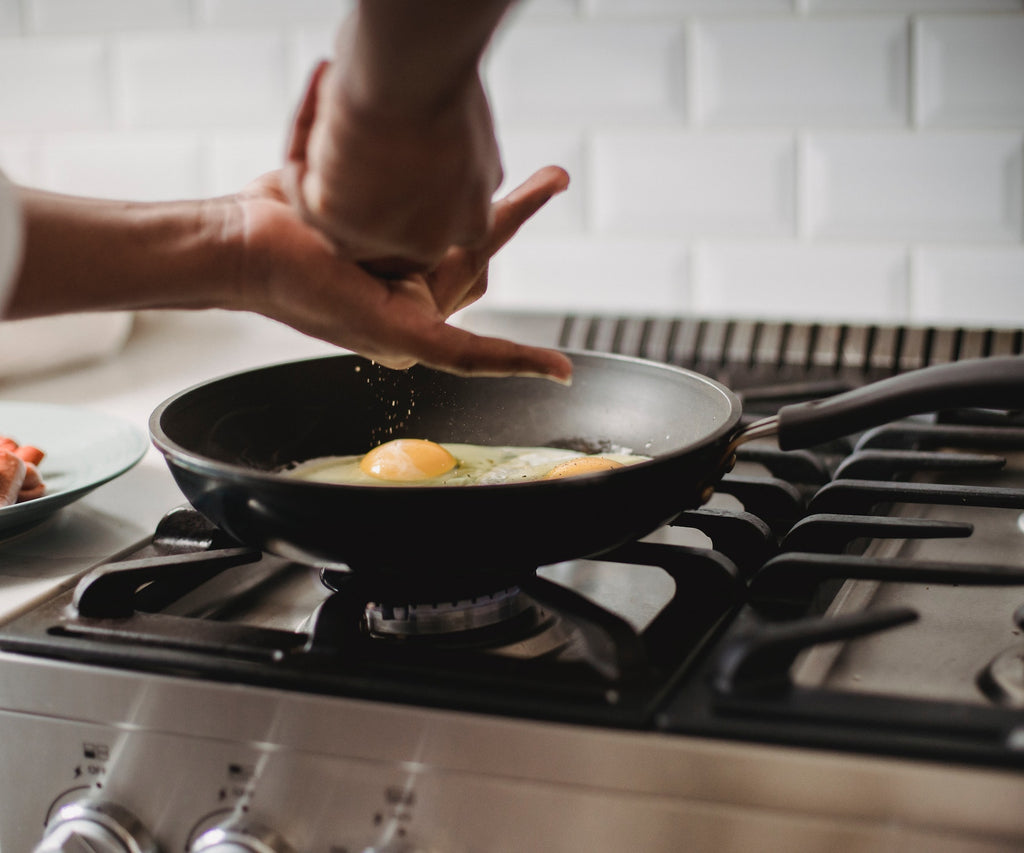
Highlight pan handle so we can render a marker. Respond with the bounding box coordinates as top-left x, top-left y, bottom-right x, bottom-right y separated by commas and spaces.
731, 355, 1024, 453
